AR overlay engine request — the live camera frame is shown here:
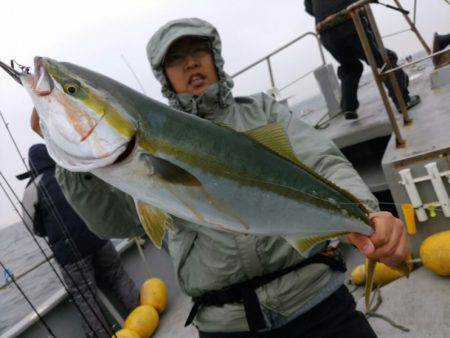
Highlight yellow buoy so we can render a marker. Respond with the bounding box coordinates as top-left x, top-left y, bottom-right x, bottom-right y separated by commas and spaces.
124, 305, 159, 338
140, 278, 168, 313
350, 264, 366, 285
420, 230, 450, 276
112, 328, 142, 338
